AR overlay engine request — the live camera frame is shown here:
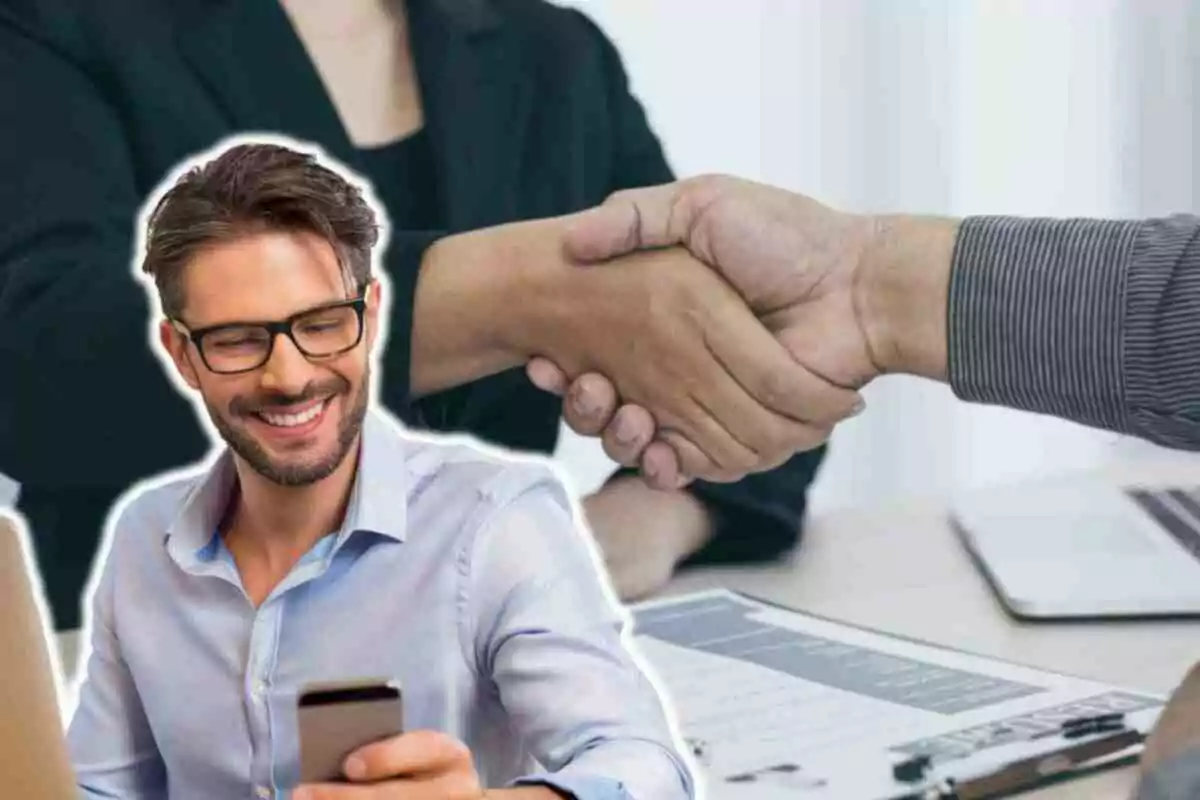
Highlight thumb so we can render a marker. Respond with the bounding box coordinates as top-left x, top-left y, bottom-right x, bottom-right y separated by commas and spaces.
562, 183, 686, 263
